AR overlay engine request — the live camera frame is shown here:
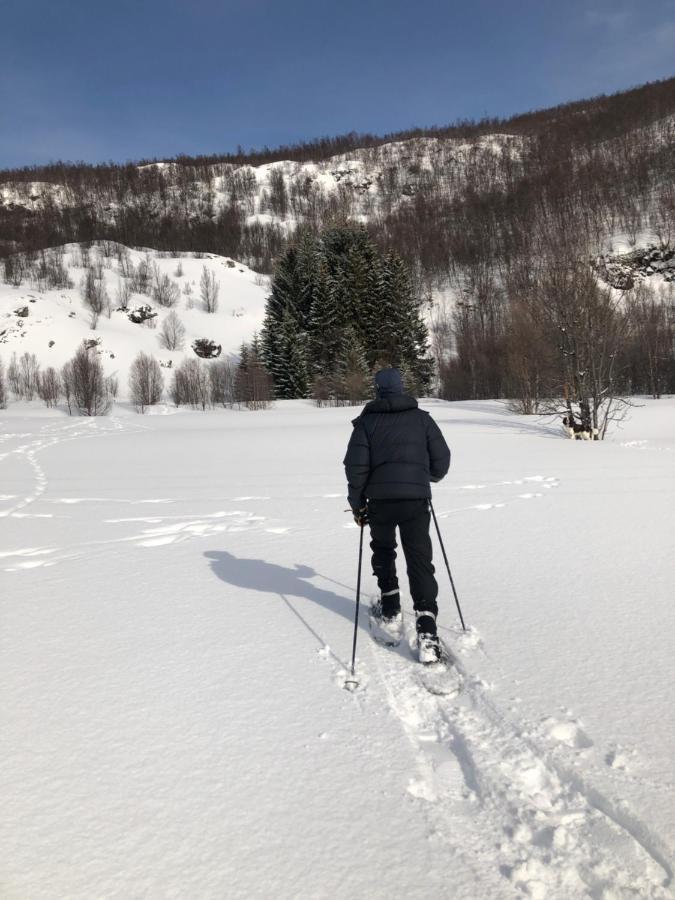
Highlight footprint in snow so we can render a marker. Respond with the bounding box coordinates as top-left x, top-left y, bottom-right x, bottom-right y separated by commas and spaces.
542, 716, 594, 750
